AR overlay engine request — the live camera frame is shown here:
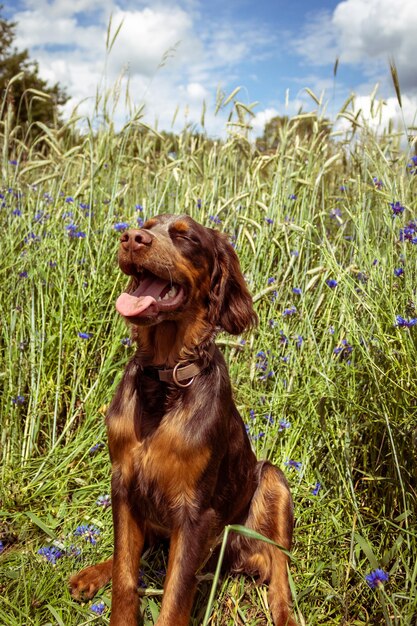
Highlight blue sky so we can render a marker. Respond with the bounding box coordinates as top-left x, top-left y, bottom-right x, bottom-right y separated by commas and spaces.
4, 0, 417, 136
